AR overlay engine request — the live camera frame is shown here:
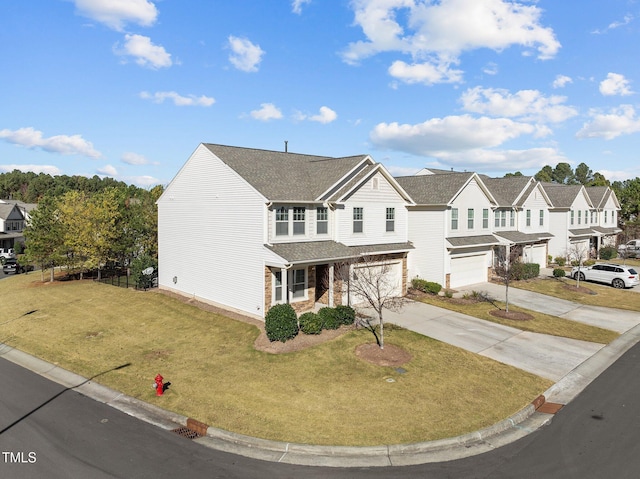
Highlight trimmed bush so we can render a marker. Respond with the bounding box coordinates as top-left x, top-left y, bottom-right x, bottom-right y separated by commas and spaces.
553, 268, 566, 278
510, 262, 540, 280
265, 304, 298, 342
584, 259, 596, 266
334, 305, 356, 325
299, 312, 323, 335
554, 256, 566, 267
600, 246, 617, 261
318, 307, 341, 330
411, 278, 442, 295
